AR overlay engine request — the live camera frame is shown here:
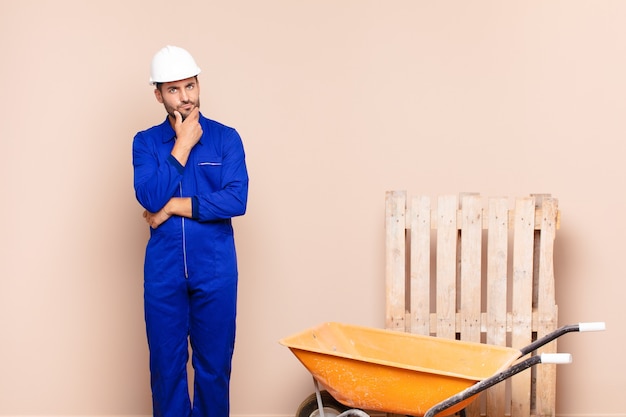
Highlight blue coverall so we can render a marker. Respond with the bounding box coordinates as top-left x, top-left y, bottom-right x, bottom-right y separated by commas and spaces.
132, 113, 248, 417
